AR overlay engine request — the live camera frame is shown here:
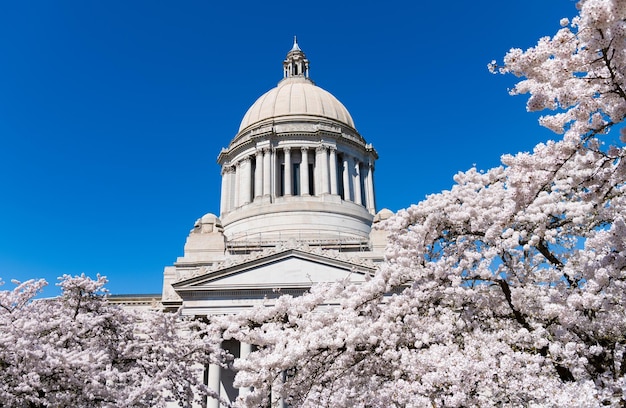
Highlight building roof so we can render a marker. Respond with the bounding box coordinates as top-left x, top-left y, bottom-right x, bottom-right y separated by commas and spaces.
238, 78, 355, 132
237, 40, 355, 132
